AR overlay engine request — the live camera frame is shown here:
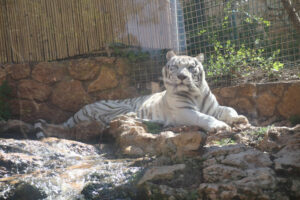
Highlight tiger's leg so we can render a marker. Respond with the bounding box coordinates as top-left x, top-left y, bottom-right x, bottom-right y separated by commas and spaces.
34, 120, 72, 139
216, 106, 249, 125
174, 109, 231, 132
34, 120, 105, 142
